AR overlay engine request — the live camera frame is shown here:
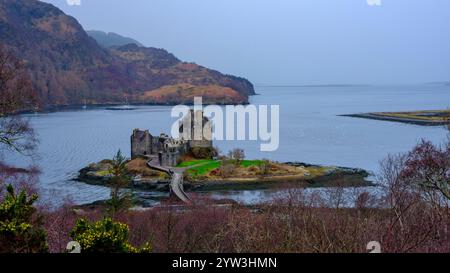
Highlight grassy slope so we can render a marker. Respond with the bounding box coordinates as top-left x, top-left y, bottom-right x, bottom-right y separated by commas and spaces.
177, 159, 216, 168
177, 159, 263, 177
177, 159, 371, 191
